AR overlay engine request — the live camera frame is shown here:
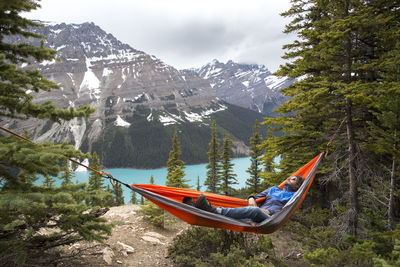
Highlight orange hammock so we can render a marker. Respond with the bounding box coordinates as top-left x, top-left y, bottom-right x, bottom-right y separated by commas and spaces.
129, 153, 324, 234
